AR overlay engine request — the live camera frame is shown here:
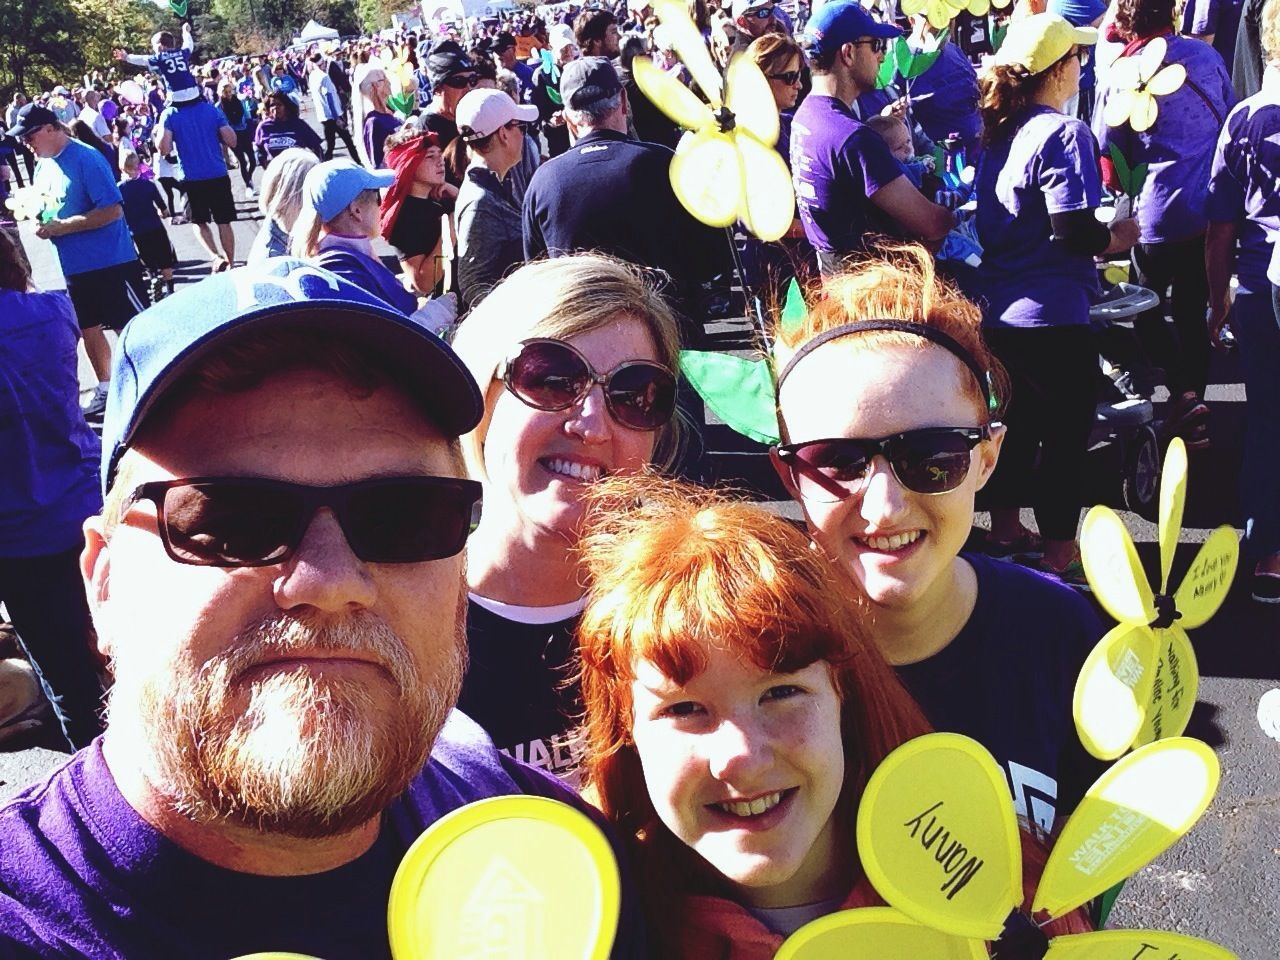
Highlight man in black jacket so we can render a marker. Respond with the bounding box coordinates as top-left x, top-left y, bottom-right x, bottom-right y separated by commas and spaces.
521, 57, 725, 329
